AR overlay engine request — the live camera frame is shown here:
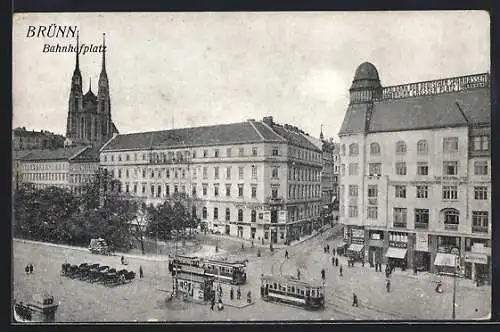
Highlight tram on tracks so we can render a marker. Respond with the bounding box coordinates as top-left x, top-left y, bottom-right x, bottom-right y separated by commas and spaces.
168, 255, 247, 285
260, 274, 325, 310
